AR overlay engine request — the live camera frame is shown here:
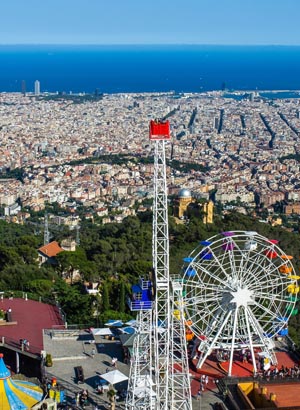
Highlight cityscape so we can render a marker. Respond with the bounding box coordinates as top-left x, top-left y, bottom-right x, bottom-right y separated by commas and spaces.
1, 90, 300, 225
1, 1, 300, 409
0, 88, 300, 410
